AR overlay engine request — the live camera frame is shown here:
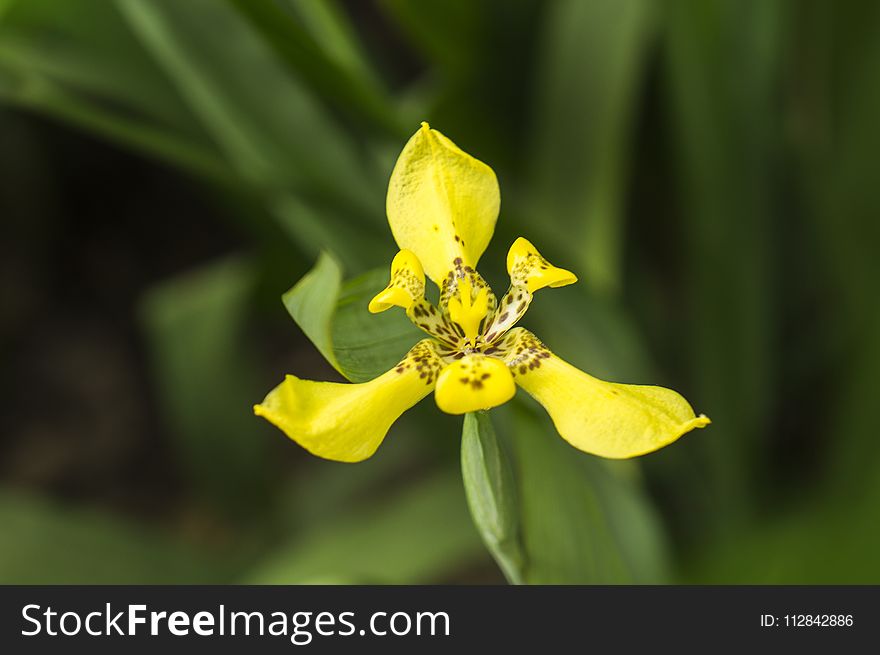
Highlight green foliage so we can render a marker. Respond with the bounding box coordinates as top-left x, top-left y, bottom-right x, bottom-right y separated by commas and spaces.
503, 403, 670, 584
661, 0, 784, 531
245, 470, 485, 584
527, 0, 655, 294
461, 412, 524, 584
139, 257, 269, 514
0, 493, 230, 584
1, 0, 877, 585
283, 253, 422, 383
